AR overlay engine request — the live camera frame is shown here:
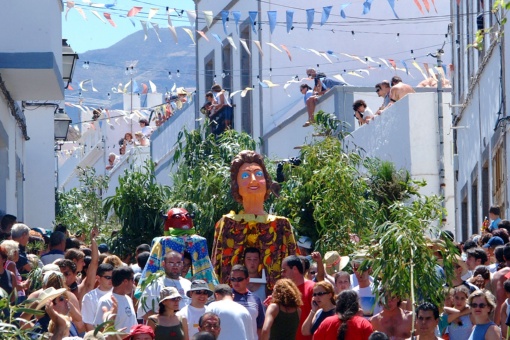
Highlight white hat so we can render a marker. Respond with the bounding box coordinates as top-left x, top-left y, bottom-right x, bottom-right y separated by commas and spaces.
36, 287, 67, 309
297, 236, 313, 250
